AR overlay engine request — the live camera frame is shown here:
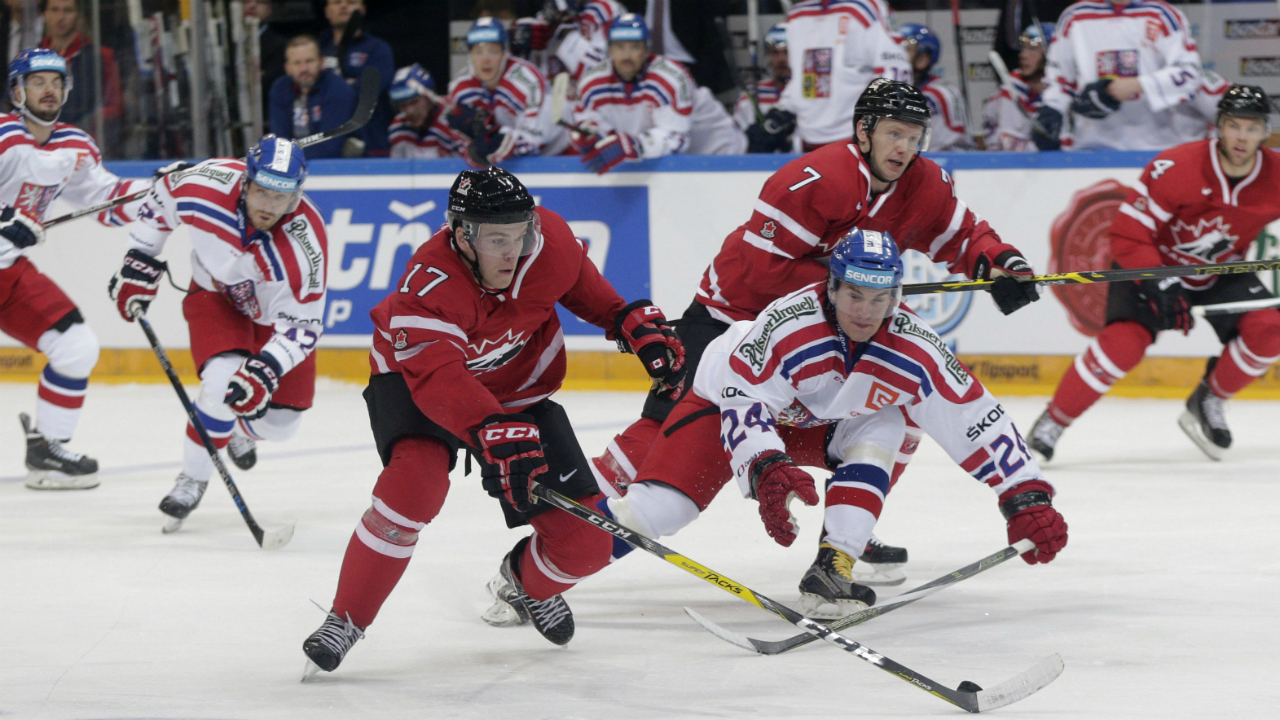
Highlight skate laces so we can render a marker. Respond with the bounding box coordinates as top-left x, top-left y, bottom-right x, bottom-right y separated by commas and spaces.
1201, 391, 1228, 429
44, 438, 86, 463
820, 542, 856, 581
527, 595, 571, 629
228, 433, 255, 456
309, 601, 365, 654
1033, 413, 1065, 444
169, 474, 208, 504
